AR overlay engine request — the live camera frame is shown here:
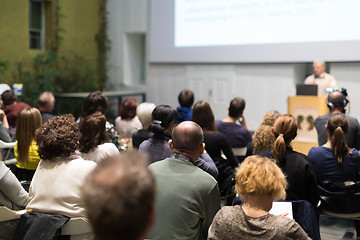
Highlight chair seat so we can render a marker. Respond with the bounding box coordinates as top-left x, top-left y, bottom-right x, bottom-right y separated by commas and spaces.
61, 217, 92, 235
